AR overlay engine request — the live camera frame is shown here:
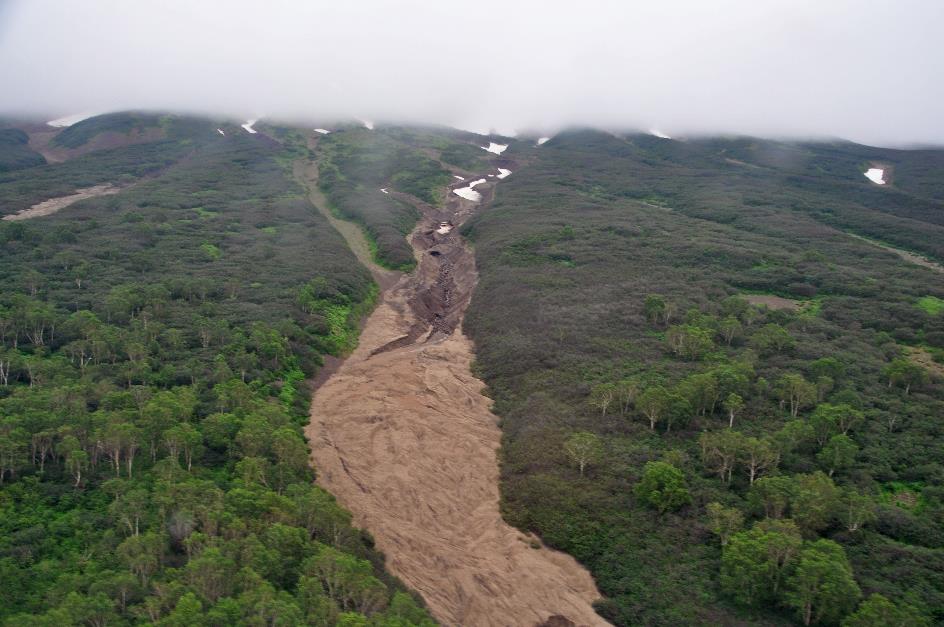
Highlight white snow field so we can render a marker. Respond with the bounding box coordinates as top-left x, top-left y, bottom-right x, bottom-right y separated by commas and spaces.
864, 168, 886, 185
453, 178, 487, 201
47, 112, 97, 127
